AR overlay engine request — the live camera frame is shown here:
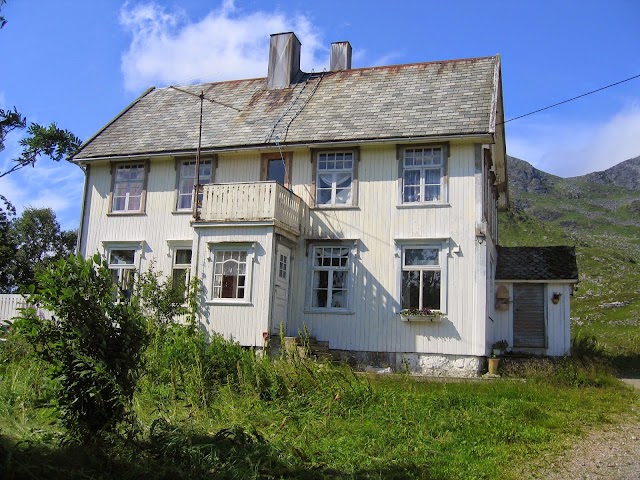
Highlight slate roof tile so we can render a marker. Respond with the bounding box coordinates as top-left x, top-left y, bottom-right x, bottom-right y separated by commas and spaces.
496, 246, 578, 281
75, 56, 498, 160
